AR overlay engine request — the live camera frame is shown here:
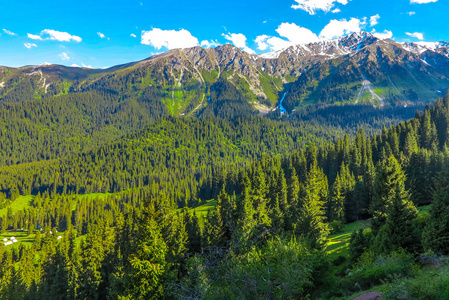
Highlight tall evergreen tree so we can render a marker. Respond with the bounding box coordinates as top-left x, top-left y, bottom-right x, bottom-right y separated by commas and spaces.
125, 201, 168, 299
375, 186, 418, 254
296, 146, 329, 248
370, 155, 408, 234
422, 165, 449, 254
